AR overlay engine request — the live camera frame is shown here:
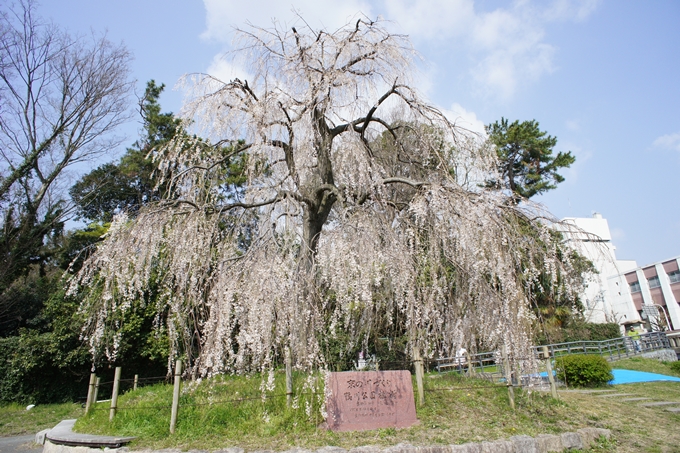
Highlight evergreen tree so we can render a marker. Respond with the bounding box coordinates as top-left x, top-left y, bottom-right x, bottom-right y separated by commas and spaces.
70, 81, 181, 223
486, 118, 575, 202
